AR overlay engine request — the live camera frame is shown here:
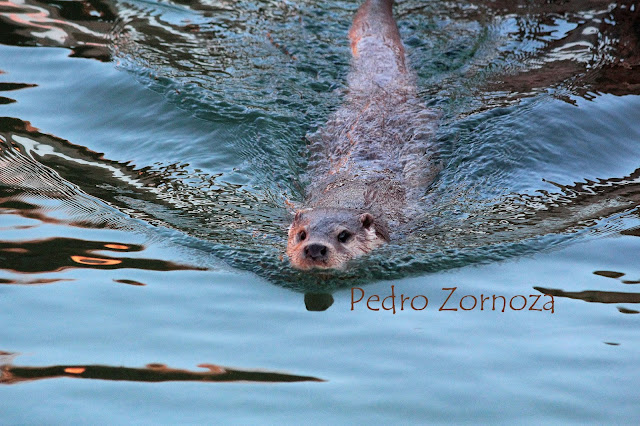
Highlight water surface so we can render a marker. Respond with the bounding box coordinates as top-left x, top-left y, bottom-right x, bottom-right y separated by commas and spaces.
1, 0, 640, 422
